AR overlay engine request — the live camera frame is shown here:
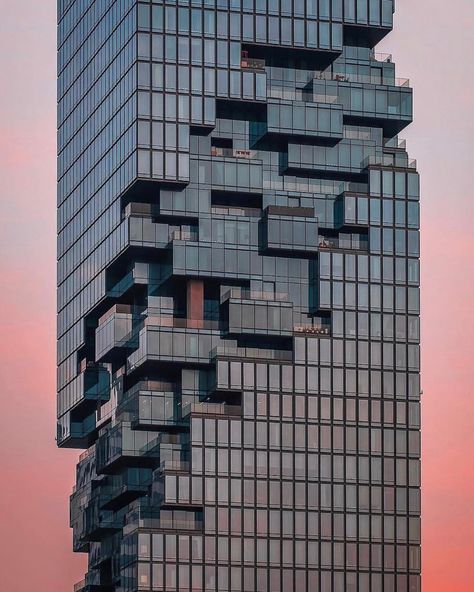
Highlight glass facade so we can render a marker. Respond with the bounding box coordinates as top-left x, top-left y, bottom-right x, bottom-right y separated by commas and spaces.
57, 1, 420, 591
